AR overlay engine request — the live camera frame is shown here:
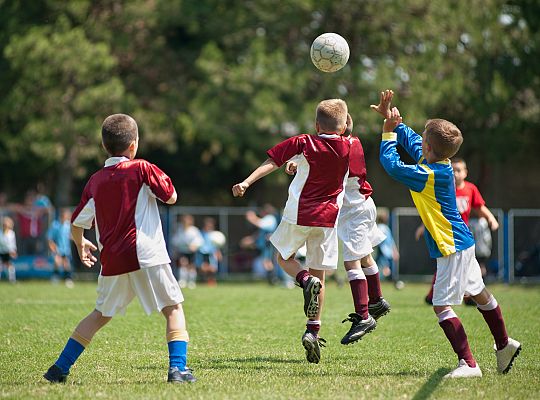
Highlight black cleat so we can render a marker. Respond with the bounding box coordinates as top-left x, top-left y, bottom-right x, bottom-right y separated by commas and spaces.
340, 313, 377, 345
302, 331, 326, 364
368, 298, 391, 320
167, 367, 196, 383
302, 276, 322, 319
43, 364, 68, 383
